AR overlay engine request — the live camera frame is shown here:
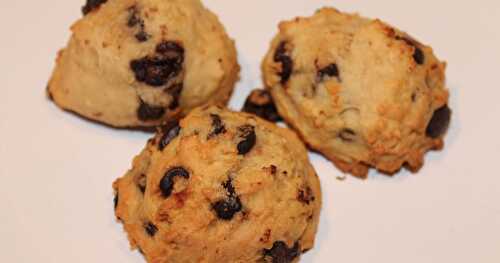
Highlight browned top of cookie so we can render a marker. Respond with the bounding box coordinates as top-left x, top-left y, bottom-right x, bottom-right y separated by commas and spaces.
48, 0, 239, 128
114, 106, 321, 262
262, 7, 450, 176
